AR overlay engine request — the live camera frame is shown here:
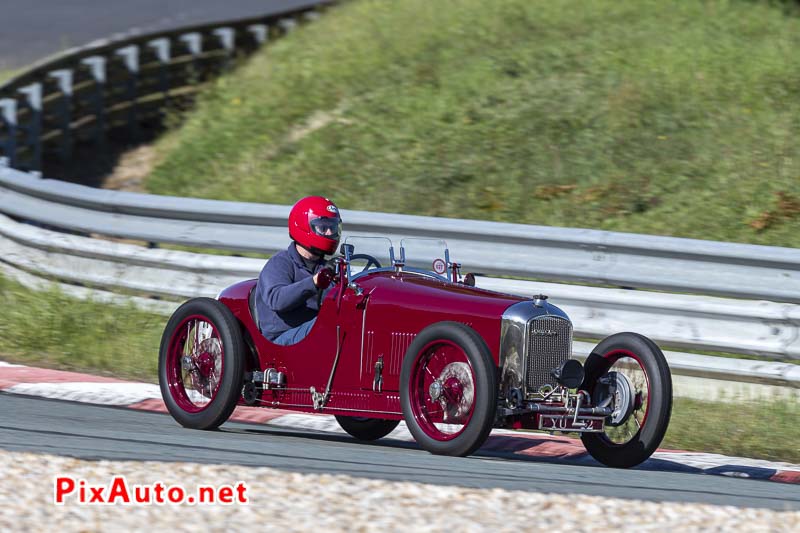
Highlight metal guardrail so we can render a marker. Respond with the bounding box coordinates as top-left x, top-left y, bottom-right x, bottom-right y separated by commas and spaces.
3, 212, 799, 362
3, 212, 799, 394
0, 2, 328, 171
2, 163, 800, 303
